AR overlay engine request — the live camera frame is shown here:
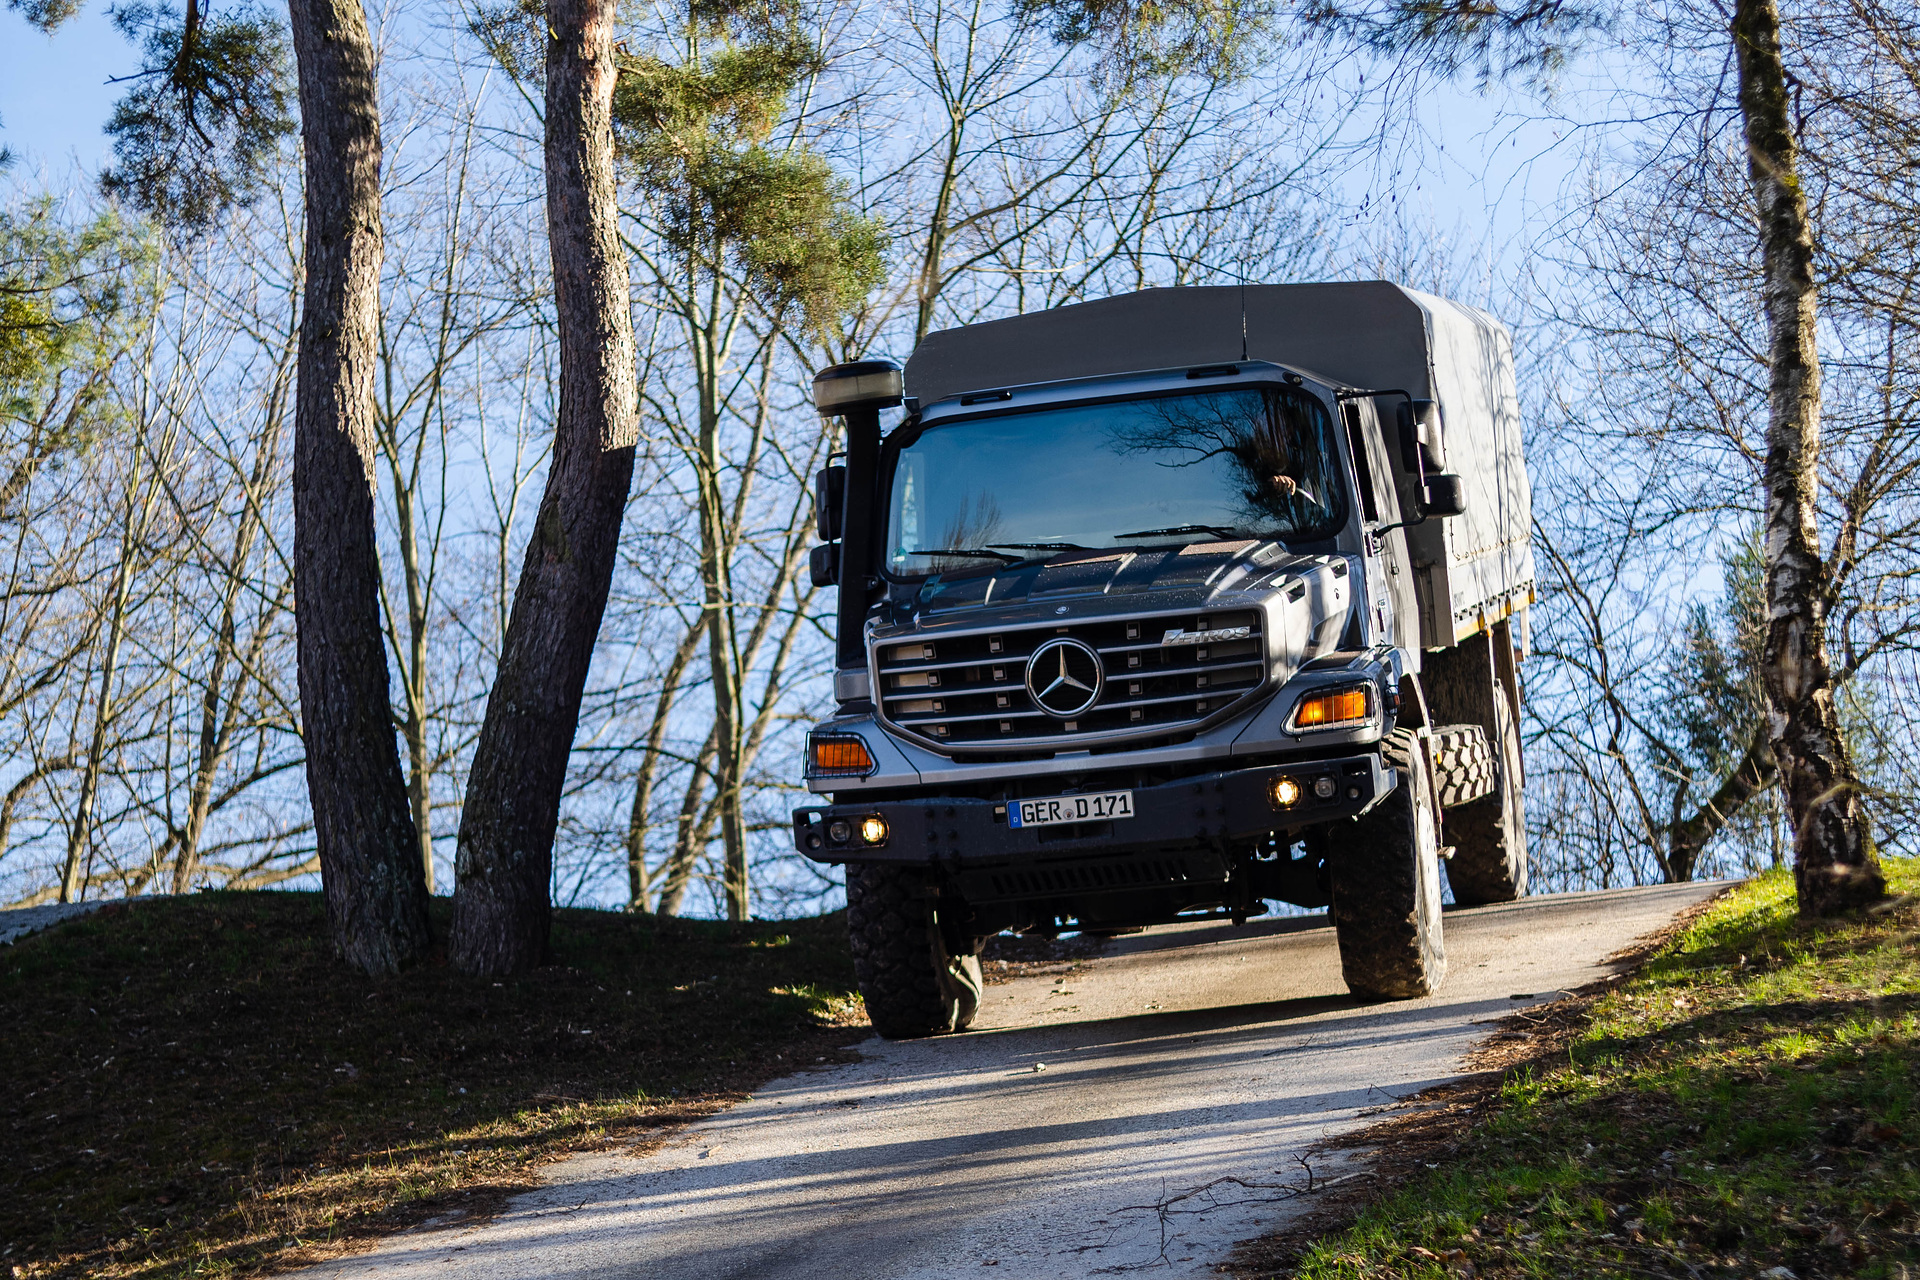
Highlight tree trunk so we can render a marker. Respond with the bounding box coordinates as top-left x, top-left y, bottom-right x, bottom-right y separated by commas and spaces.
624, 612, 708, 910
693, 328, 749, 922
655, 724, 717, 917
392, 473, 436, 893
449, 0, 637, 974
287, 0, 433, 974
176, 385, 288, 893
62, 469, 146, 903
1732, 0, 1886, 915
